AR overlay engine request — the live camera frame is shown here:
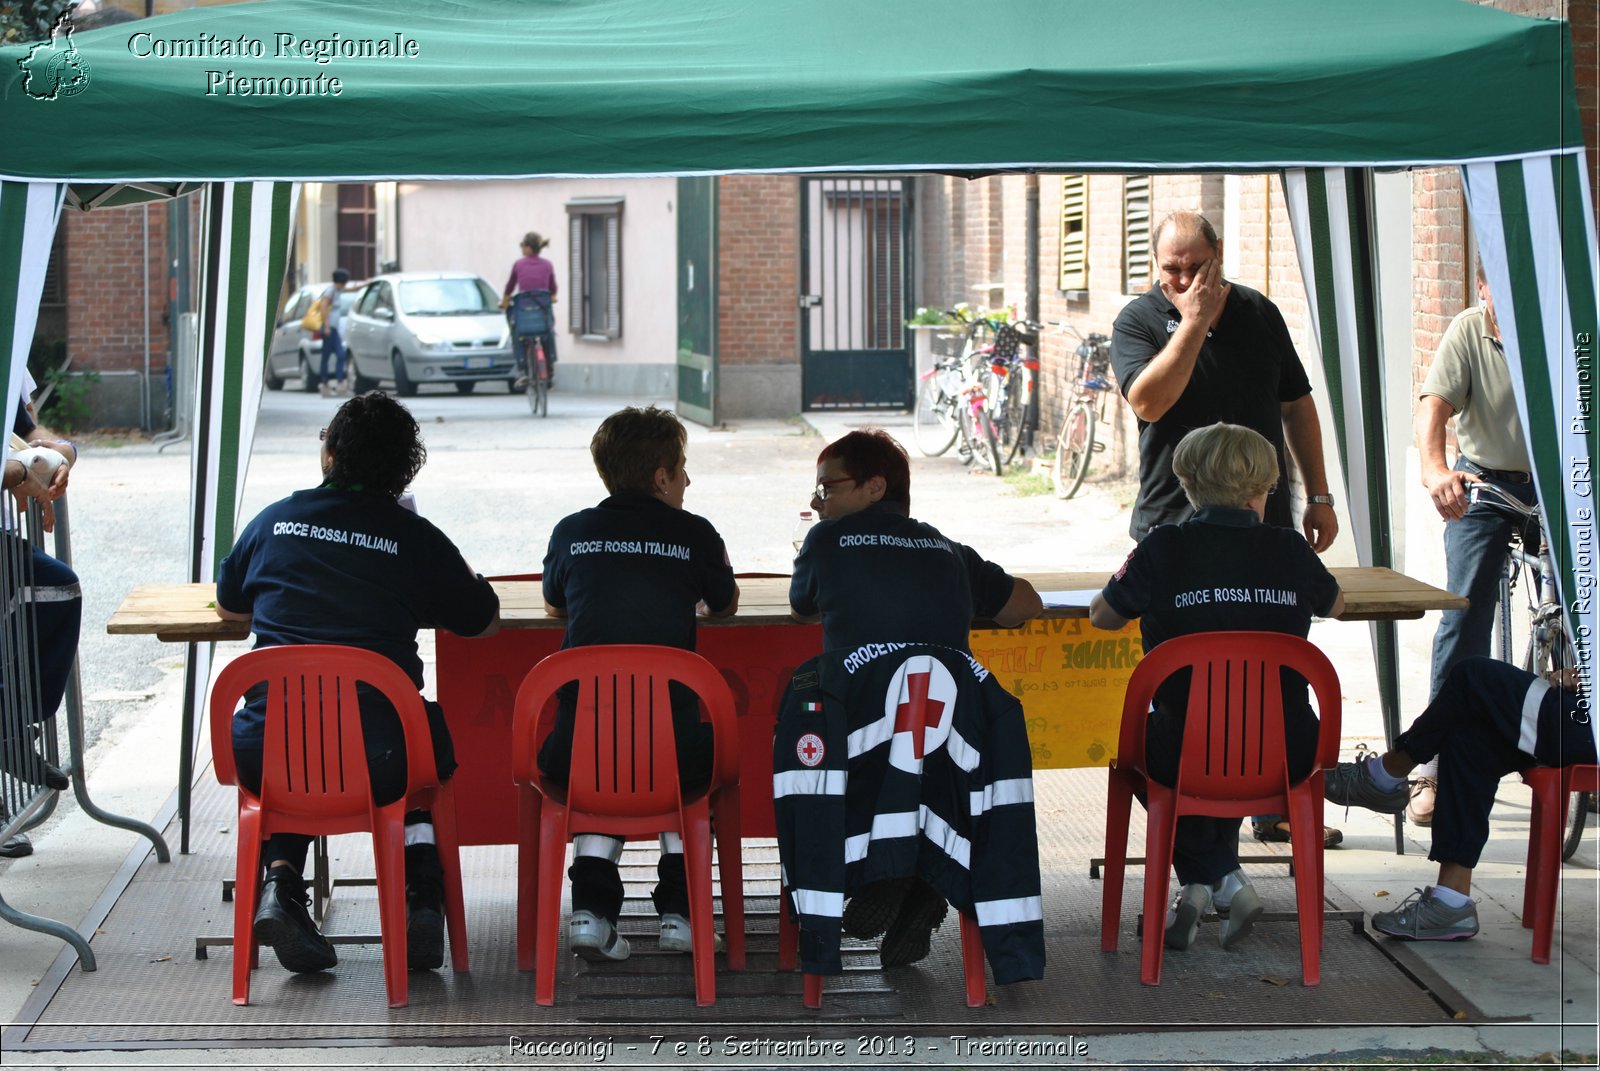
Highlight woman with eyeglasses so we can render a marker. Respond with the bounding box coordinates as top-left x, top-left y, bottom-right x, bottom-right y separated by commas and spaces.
786, 429, 1042, 972
214, 391, 500, 981
1089, 421, 1344, 955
